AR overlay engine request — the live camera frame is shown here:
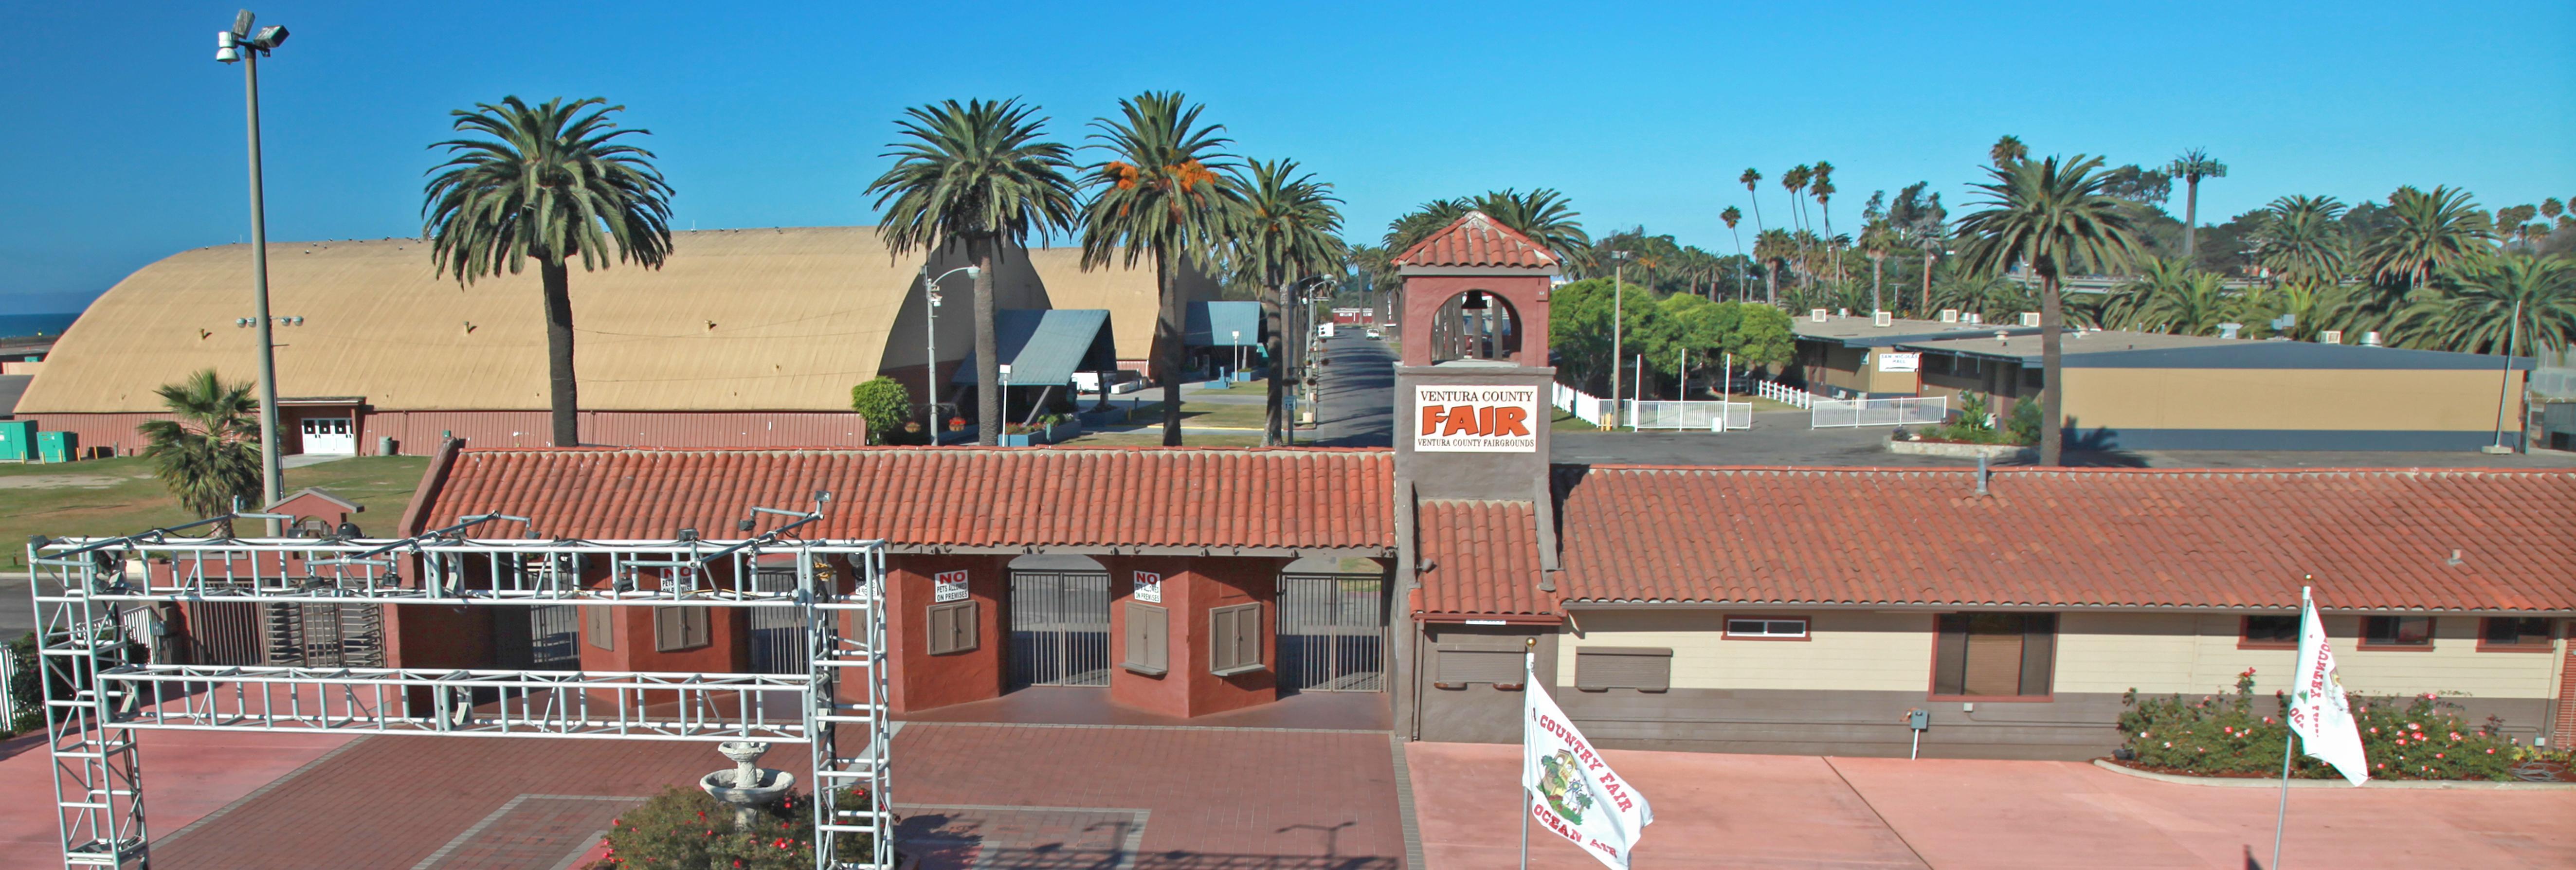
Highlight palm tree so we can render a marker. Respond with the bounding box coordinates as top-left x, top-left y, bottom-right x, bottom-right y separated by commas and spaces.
422, 96, 674, 448
2166, 148, 2228, 262
1753, 228, 1794, 306
1989, 135, 2028, 168
1738, 168, 1766, 240
2361, 185, 2493, 293
1782, 164, 1812, 242
2128, 267, 2233, 335
2392, 253, 2574, 355
1859, 218, 1900, 314
1080, 91, 1243, 446
2252, 195, 2349, 289
1812, 161, 1838, 281
1953, 154, 2143, 466
1385, 197, 1471, 253
1721, 205, 1746, 298
866, 98, 1080, 445
1231, 158, 1346, 445
1471, 188, 1591, 265
138, 369, 262, 534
